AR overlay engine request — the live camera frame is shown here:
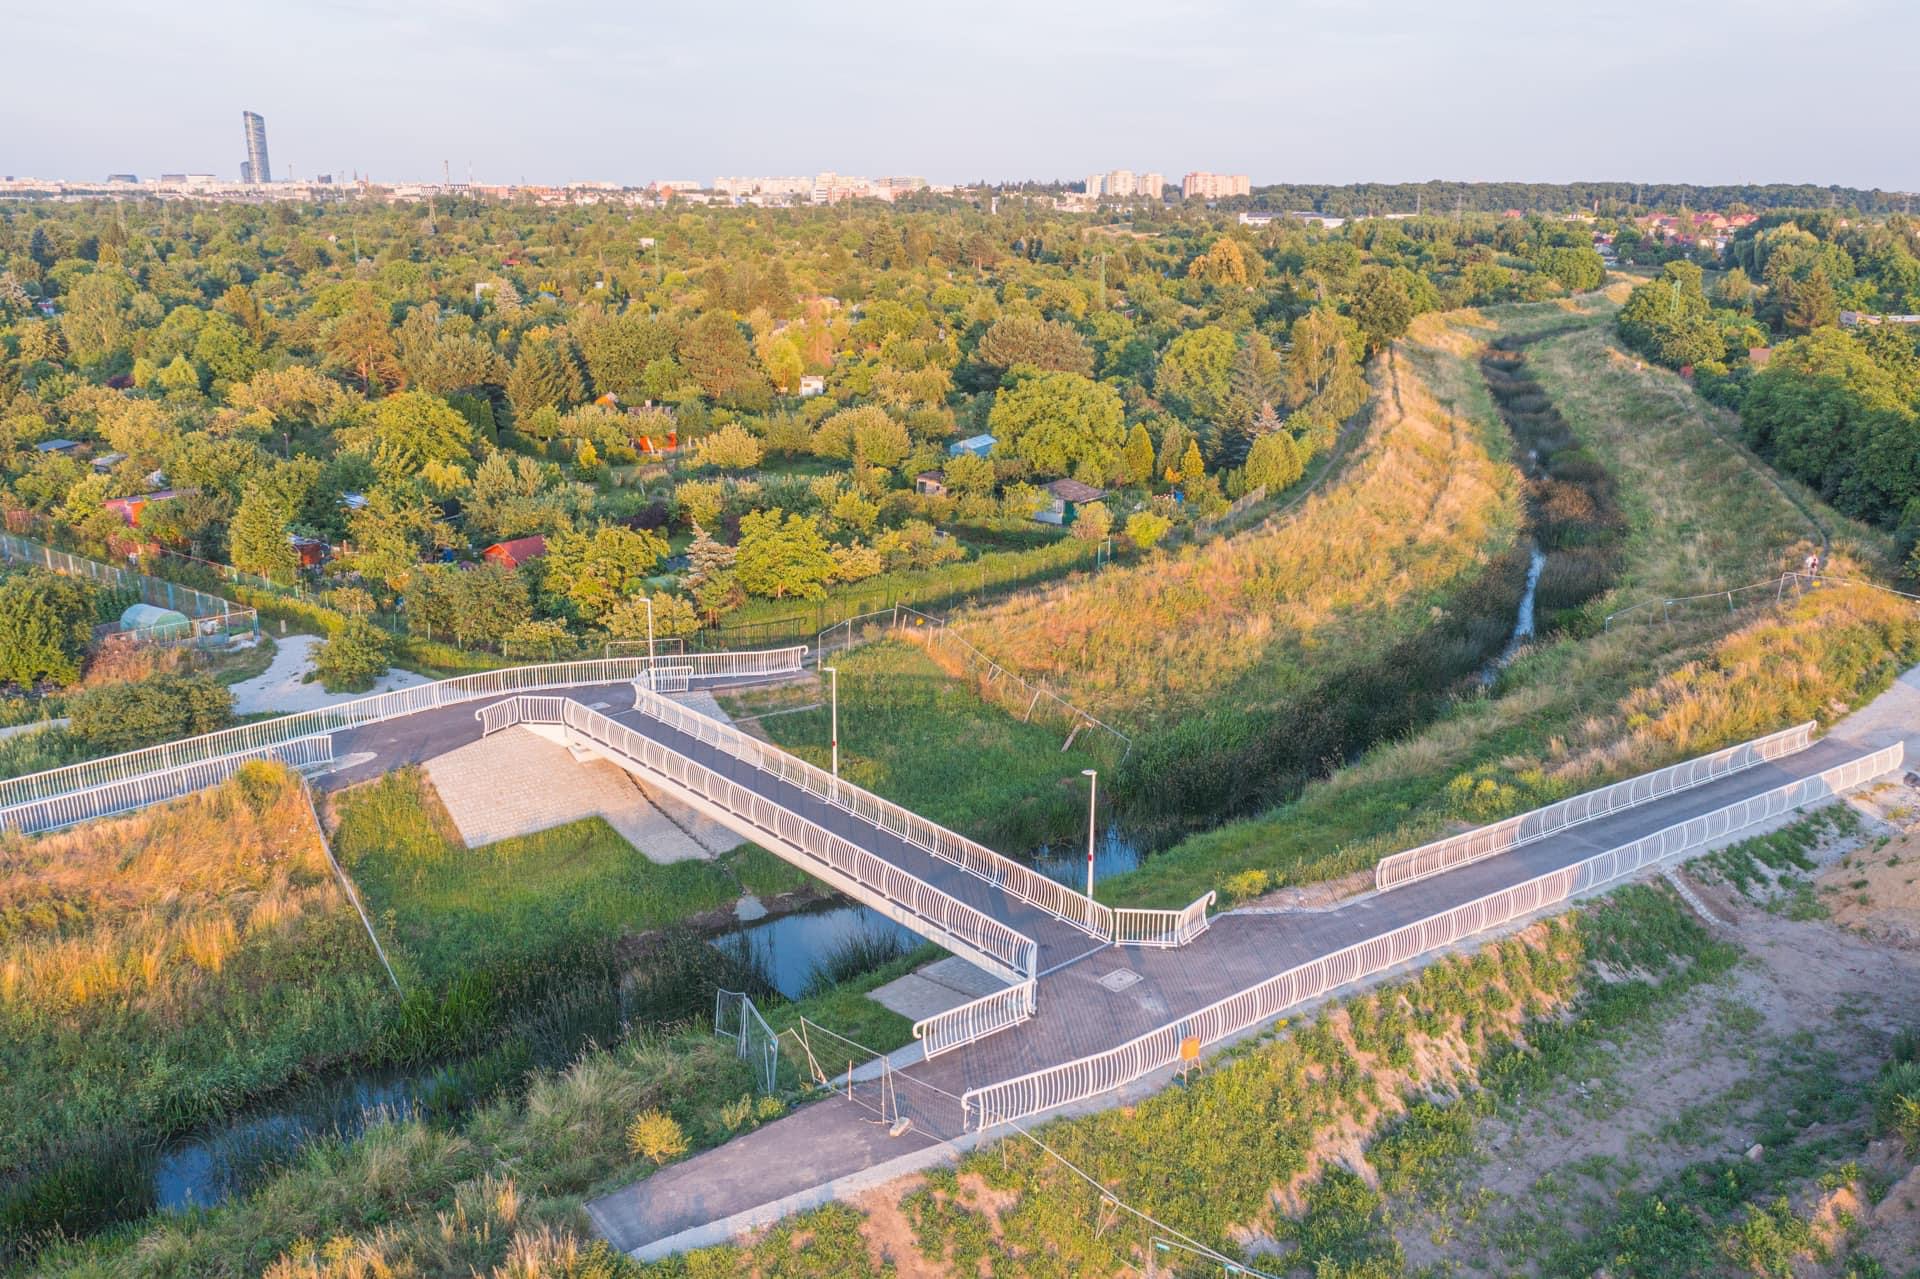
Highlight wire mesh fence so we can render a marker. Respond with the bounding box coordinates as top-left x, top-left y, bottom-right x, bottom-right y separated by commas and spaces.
714, 989, 780, 1094
0, 530, 257, 646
